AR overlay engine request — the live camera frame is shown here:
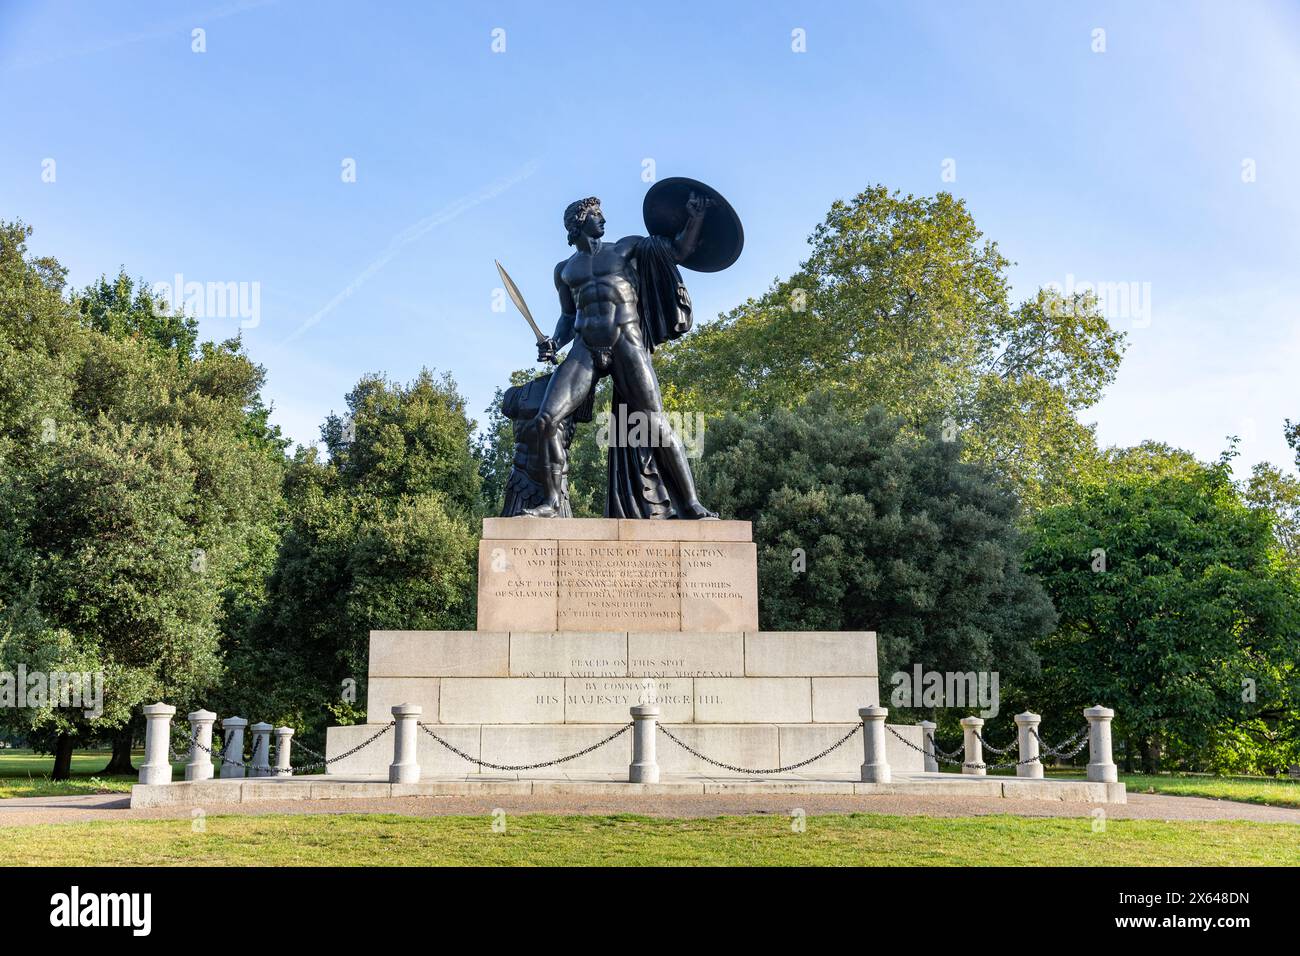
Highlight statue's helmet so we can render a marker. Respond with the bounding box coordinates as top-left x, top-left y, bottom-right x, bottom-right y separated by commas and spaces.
564, 197, 602, 246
